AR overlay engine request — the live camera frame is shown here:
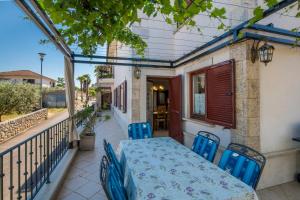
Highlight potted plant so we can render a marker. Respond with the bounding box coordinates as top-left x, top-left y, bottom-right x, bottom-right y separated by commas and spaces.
79, 113, 96, 150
